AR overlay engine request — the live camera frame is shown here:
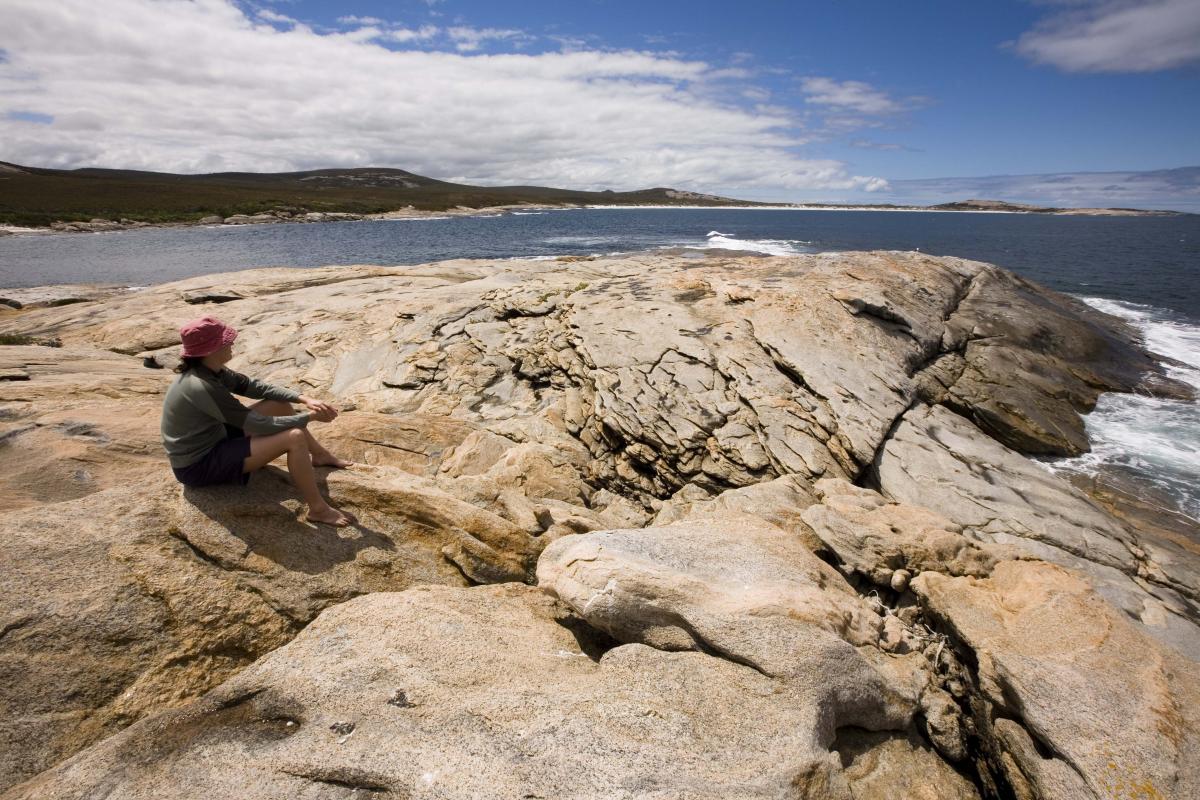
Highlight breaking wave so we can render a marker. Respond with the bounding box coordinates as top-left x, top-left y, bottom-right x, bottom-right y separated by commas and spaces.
701, 230, 813, 256
1047, 297, 1200, 520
